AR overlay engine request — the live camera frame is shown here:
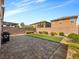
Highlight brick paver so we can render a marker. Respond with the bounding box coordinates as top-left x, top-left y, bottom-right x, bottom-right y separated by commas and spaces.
0, 35, 68, 59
